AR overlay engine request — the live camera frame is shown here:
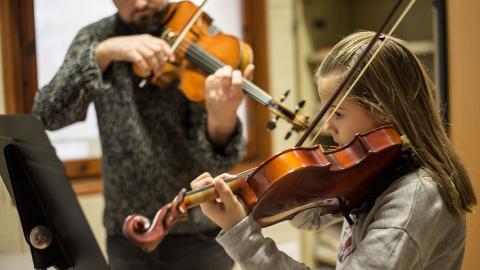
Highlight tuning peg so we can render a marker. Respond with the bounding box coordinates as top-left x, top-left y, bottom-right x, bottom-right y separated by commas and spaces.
280, 89, 291, 102
296, 100, 306, 110
267, 115, 280, 130
293, 100, 306, 114
284, 130, 293, 140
